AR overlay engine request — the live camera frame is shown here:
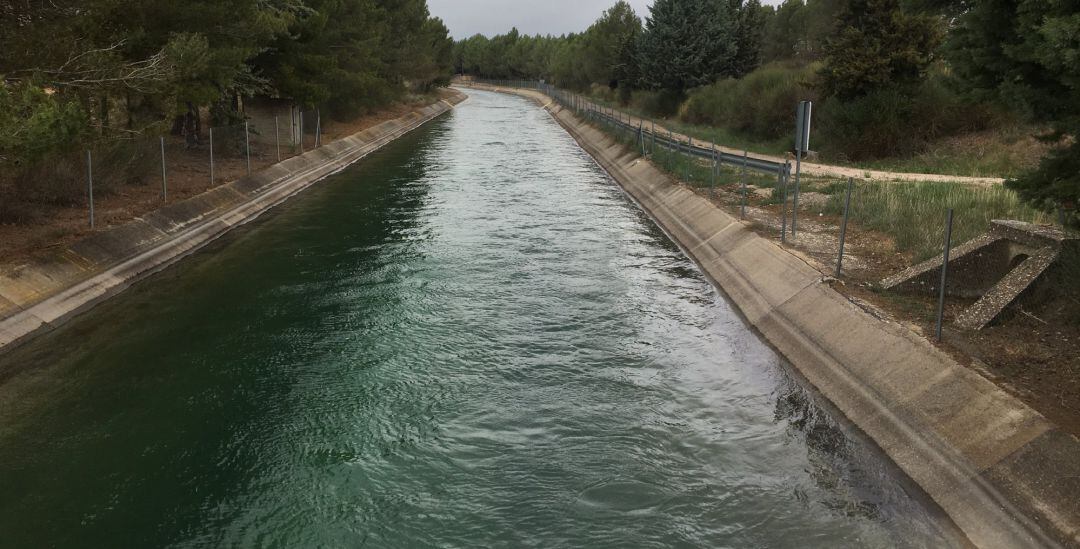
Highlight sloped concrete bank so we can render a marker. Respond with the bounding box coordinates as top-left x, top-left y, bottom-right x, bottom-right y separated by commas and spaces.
0, 91, 466, 351
477, 85, 1080, 548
